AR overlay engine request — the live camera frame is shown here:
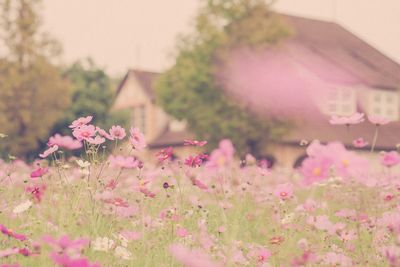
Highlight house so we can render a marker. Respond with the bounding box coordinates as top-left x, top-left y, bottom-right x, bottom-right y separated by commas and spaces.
113, 14, 400, 167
